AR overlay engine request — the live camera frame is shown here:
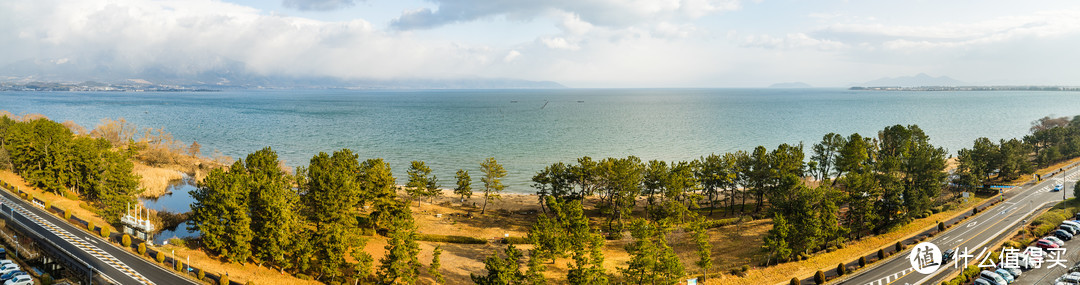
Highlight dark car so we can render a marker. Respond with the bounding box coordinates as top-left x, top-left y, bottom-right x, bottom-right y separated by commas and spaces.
1061, 223, 1080, 235
942, 248, 956, 263
1054, 229, 1075, 241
